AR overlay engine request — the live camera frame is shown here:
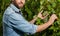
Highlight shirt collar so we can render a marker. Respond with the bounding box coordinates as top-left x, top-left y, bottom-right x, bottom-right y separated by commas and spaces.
10, 3, 20, 12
